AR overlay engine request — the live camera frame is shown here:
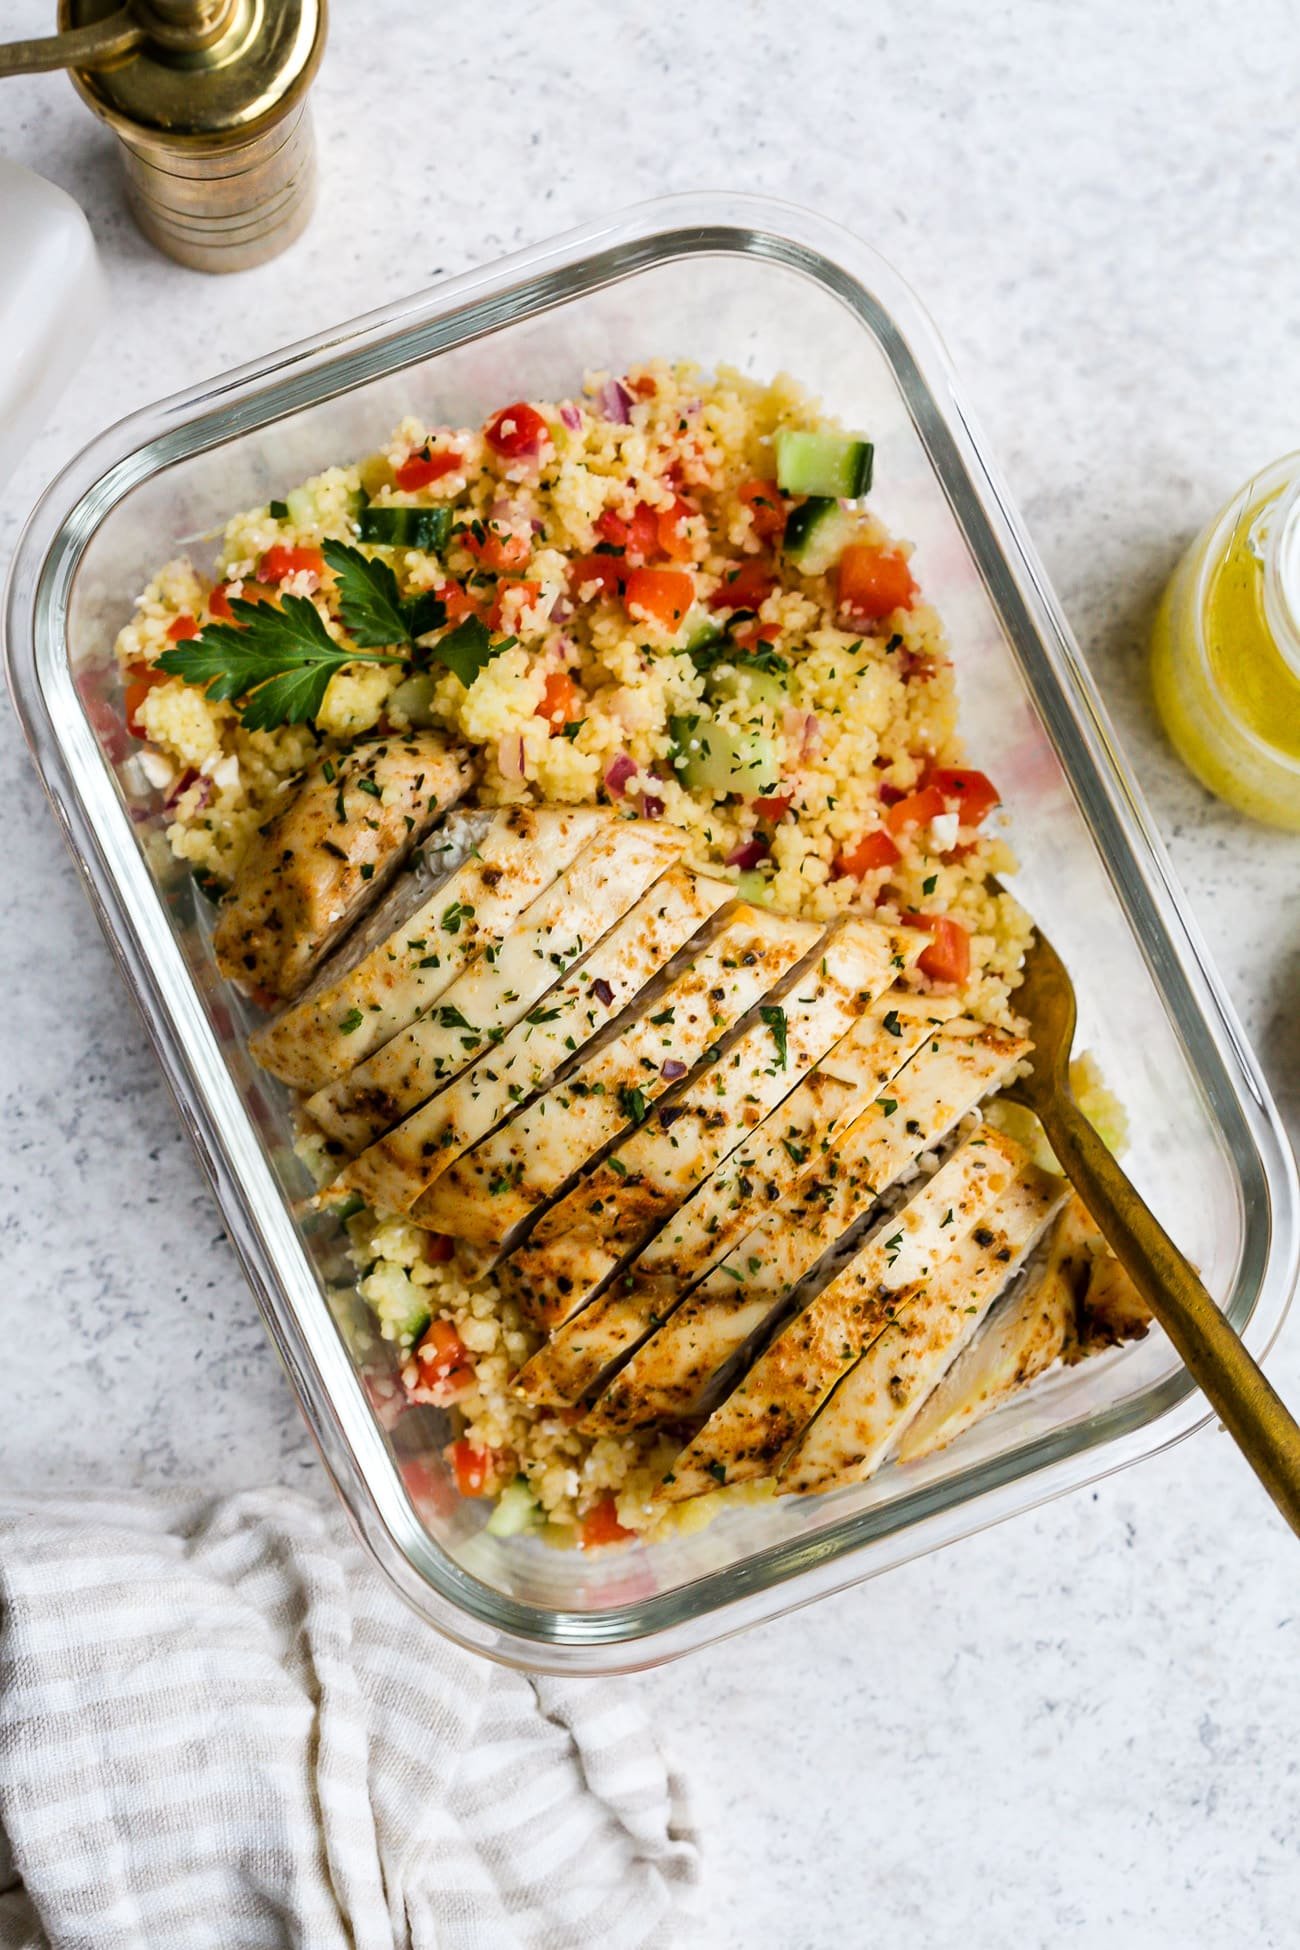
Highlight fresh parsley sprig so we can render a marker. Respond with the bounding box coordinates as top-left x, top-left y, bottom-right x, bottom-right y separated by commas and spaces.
157, 541, 515, 730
